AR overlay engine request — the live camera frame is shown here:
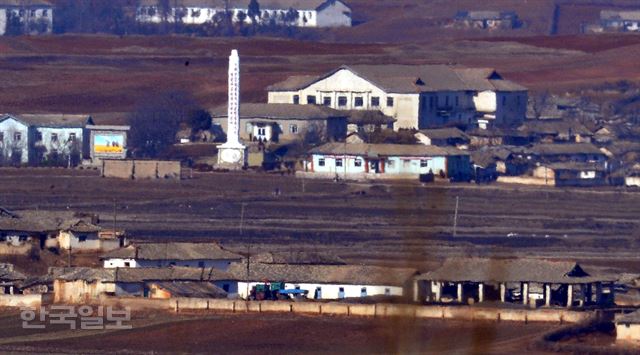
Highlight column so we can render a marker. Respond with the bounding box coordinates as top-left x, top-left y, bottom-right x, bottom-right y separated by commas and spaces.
522, 282, 529, 306
434, 282, 442, 302
595, 282, 603, 305
478, 283, 484, 303
380, 159, 385, 173
413, 280, 419, 302
566, 284, 573, 308
500, 283, 506, 303
457, 283, 463, 303
545, 284, 551, 307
